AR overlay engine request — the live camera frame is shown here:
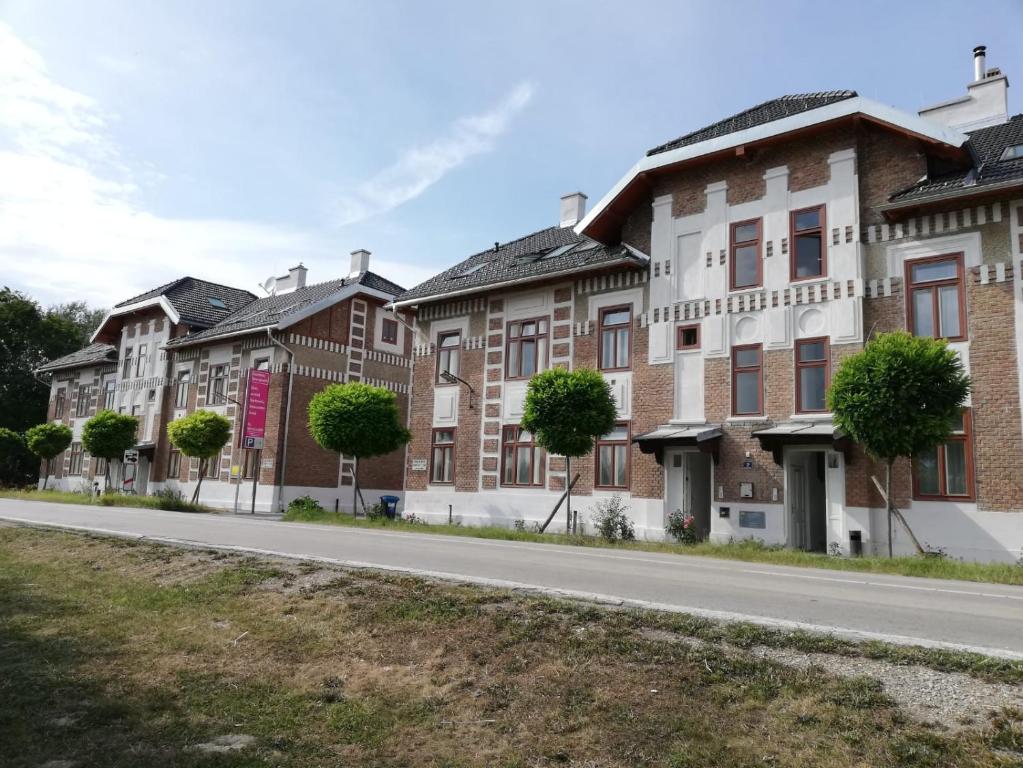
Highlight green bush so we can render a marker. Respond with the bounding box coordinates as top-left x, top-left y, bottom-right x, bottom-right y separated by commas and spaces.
151, 488, 202, 512
590, 495, 635, 541
288, 495, 325, 514
366, 502, 387, 520
666, 509, 700, 544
